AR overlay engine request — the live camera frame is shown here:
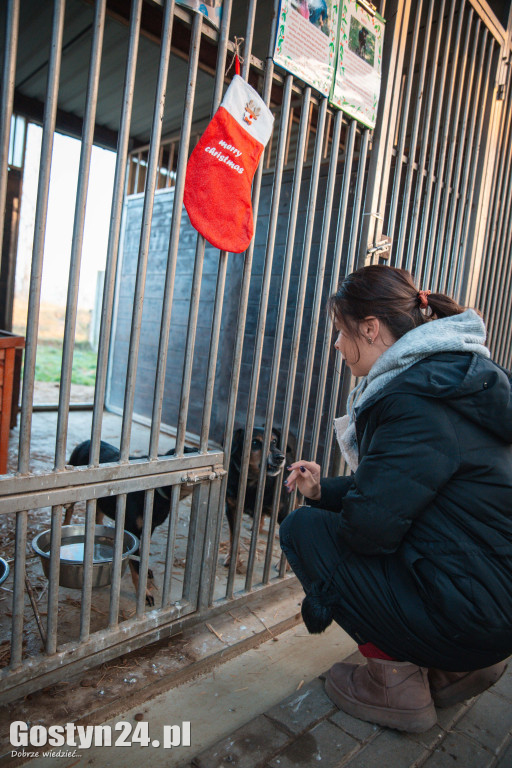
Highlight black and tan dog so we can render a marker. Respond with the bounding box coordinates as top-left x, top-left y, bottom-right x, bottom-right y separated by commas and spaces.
225, 427, 295, 569
67, 439, 195, 605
